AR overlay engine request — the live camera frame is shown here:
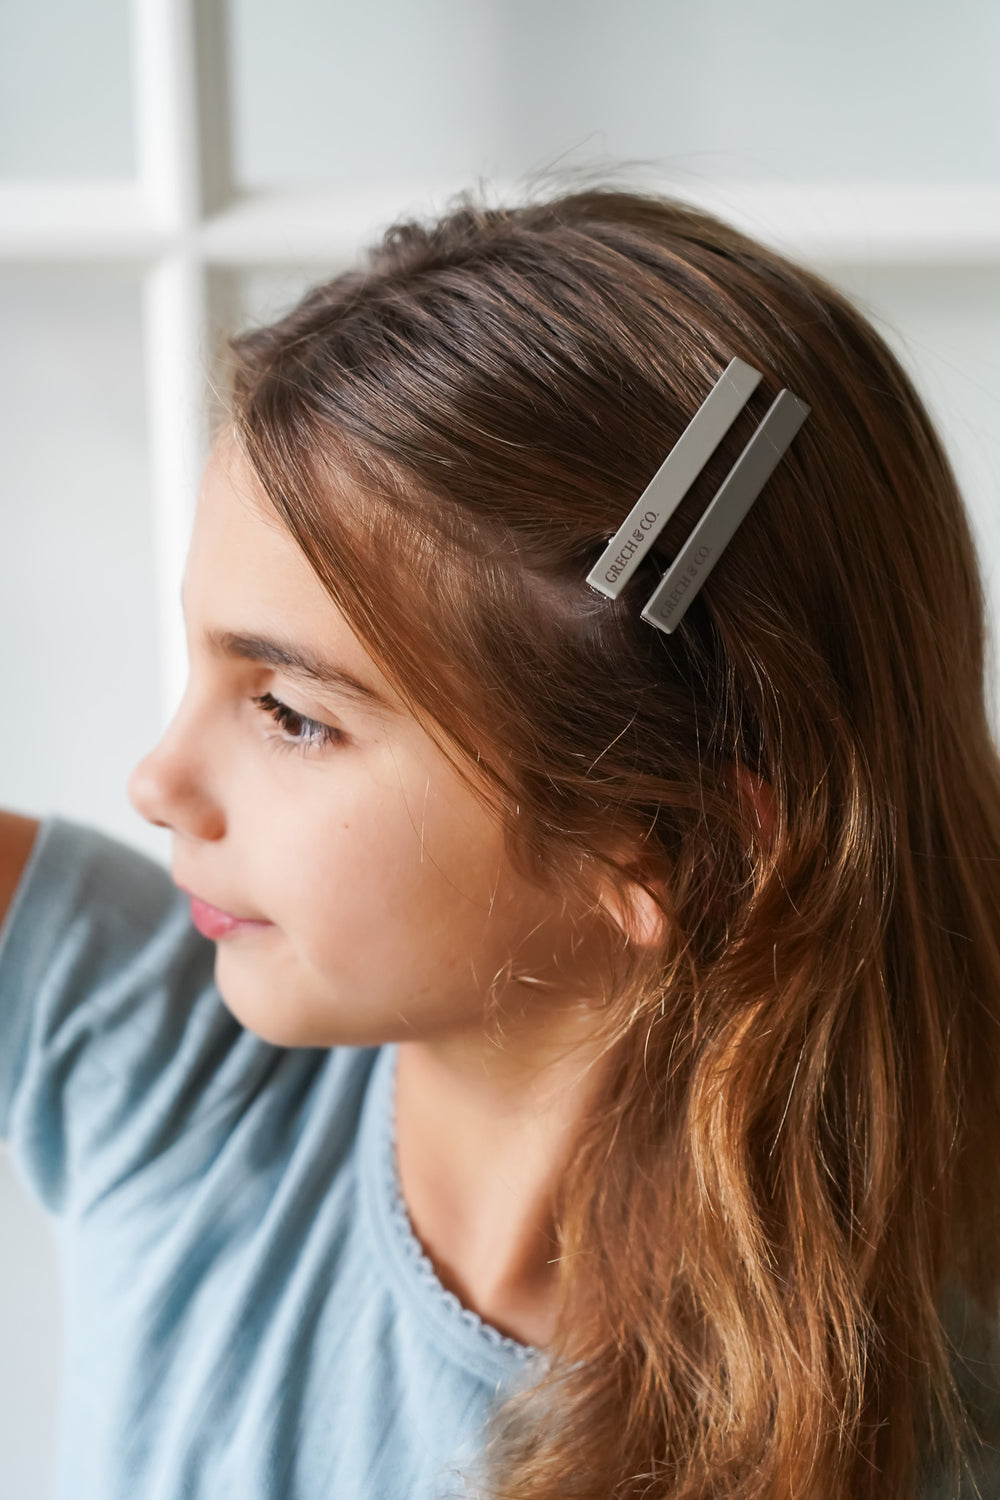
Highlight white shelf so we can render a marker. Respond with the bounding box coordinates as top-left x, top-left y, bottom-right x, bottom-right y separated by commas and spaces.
194, 182, 1000, 268
2, 180, 999, 267
195, 185, 465, 265
684, 181, 1000, 266
0, 182, 165, 261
